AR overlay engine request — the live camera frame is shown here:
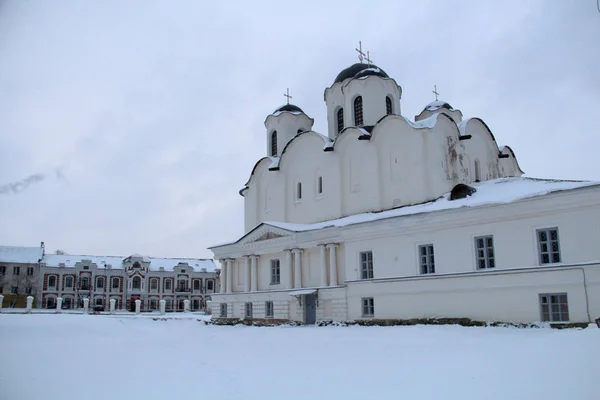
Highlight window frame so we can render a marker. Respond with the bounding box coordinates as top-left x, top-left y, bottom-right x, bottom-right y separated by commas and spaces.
296, 182, 302, 201
13, 266, 20, 276
362, 297, 374, 317
474, 235, 495, 270
97, 277, 105, 289
336, 108, 344, 133
539, 293, 569, 322
353, 96, 363, 126
359, 251, 374, 280
270, 259, 281, 285
220, 303, 228, 318
537, 227, 561, 265
111, 277, 120, 289
165, 279, 172, 290
385, 96, 393, 115
150, 278, 158, 290
245, 302, 253, 318
65, 276, 74, 289
27, 267, 34, 276
270, 131, 277, 156
265, 301, 274, 318
317, 176, 323, 196
419, 244, 435, 274
0, 266, 5, 275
